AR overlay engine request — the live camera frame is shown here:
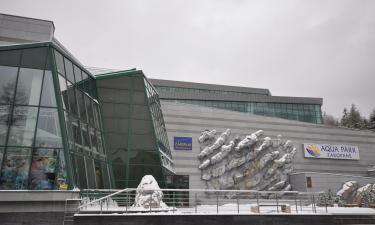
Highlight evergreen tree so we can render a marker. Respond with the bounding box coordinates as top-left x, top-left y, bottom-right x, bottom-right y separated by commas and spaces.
369, 109, 375, 131
340, 104, 365, 129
